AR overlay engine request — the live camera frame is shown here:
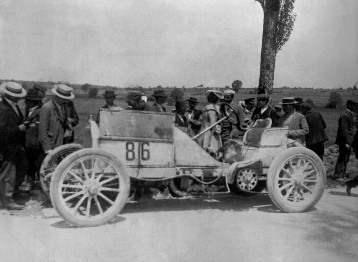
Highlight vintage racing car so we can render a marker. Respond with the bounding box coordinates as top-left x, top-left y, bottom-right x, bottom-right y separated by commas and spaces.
42, 107, 326, 226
